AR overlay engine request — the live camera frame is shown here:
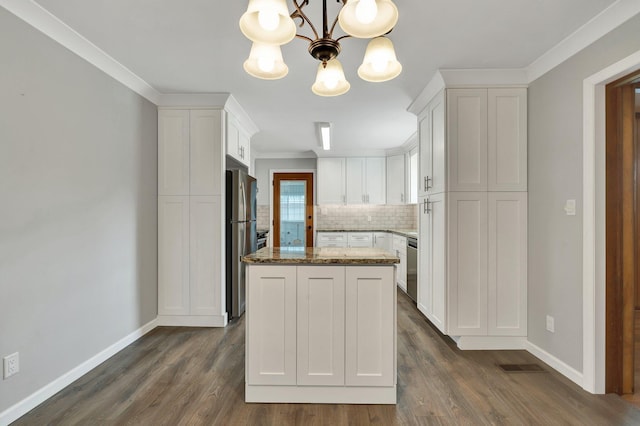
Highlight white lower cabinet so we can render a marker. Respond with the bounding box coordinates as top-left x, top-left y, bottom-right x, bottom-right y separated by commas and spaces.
417, 191, 527, 347
158, 195, 224, 323
345, 267, 395, 387
316, 232, 347, 247
392, 235, 407, 291
347, 232, 373, 247
297, 266, 345, 386
158, 196, 190, 316
246, 264, 396, 402
246, 265, 297, 386
373, 232, 390, 251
